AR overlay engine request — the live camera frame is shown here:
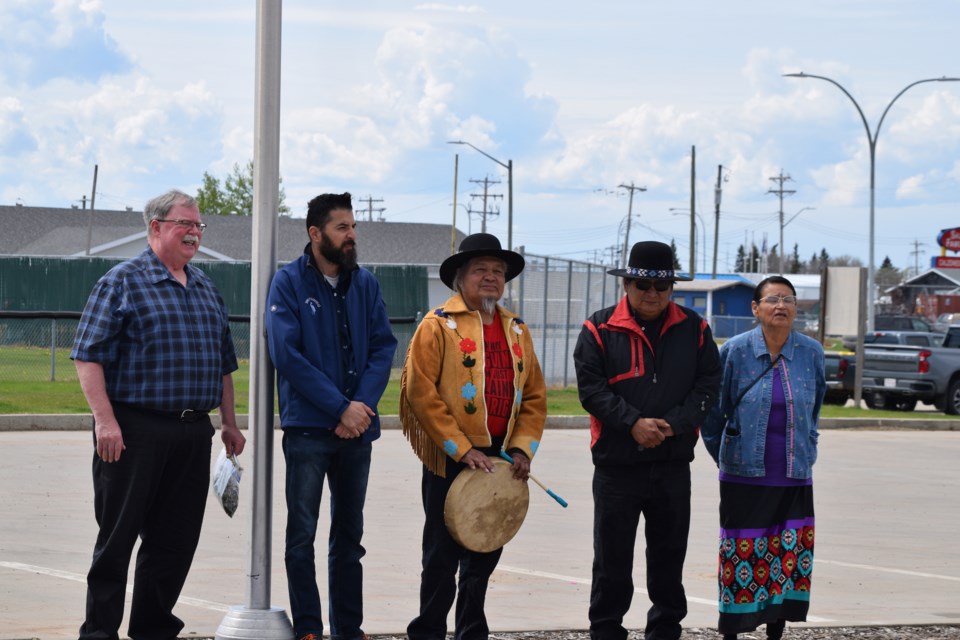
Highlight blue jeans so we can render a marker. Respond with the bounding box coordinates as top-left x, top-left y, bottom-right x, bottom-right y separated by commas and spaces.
283, 430, 371, 640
